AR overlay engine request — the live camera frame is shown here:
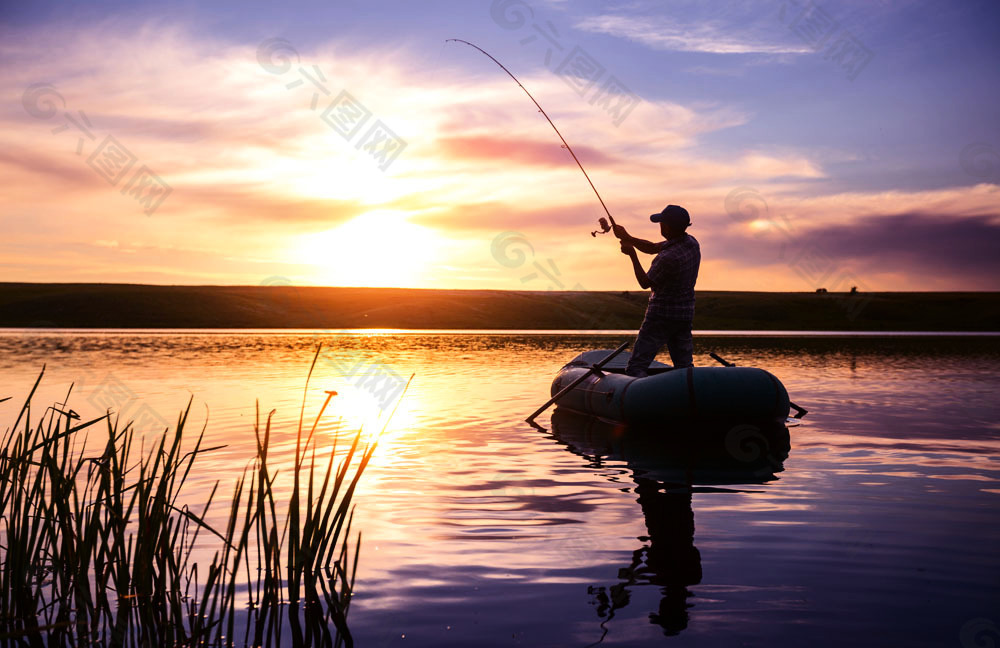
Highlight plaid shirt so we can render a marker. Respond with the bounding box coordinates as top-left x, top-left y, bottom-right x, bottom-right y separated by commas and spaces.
644, 233, 700, 320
